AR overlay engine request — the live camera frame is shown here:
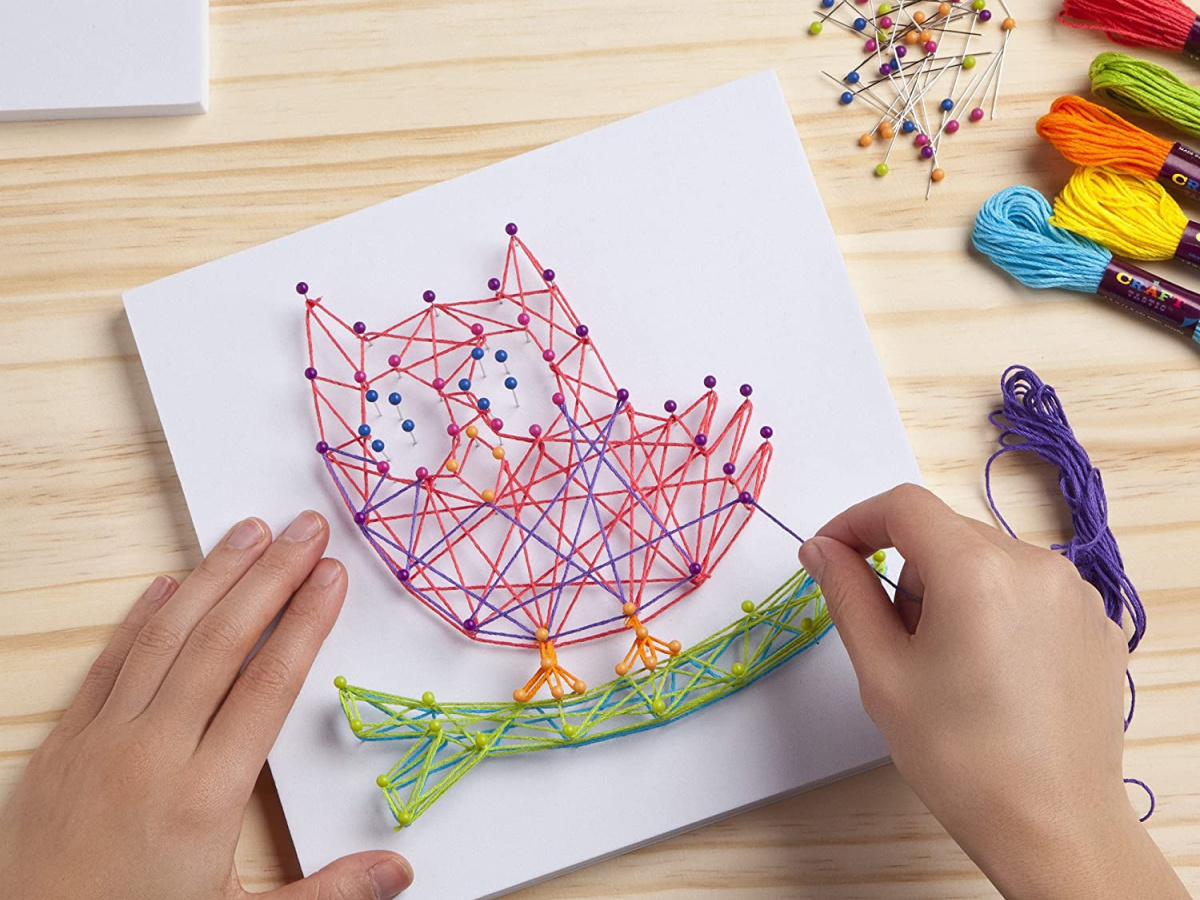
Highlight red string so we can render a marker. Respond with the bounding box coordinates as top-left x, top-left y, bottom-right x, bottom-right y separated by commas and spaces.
1059, 0, 1196, 53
